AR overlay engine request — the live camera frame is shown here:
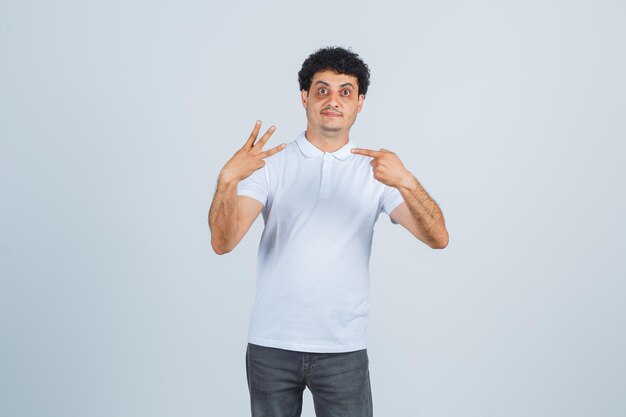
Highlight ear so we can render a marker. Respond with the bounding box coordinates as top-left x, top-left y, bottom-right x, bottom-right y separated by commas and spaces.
357, 94, 365, 113
301, 89, 308, 108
